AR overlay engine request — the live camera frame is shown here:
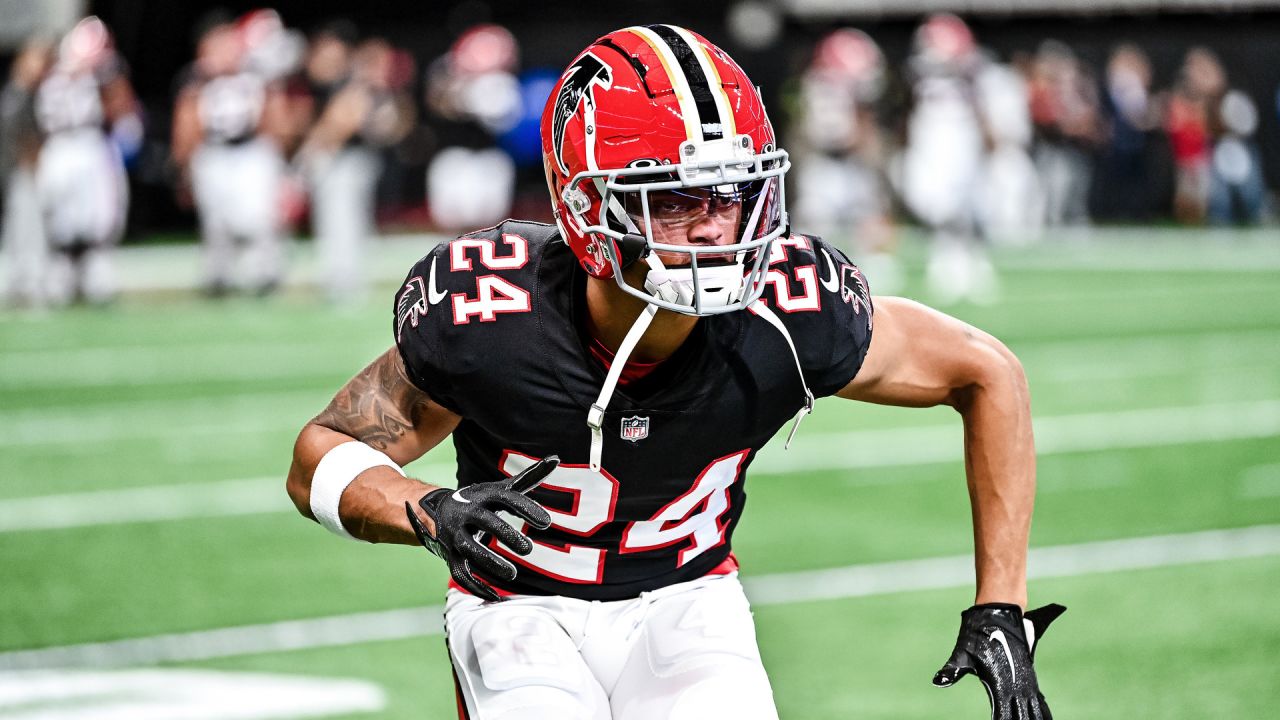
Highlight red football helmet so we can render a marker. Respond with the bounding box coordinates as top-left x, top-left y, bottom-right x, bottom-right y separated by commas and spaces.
810, 28, 885, 101
913, 13, 977, 71
541, 25, 789, 315
58, 16, 114, 74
